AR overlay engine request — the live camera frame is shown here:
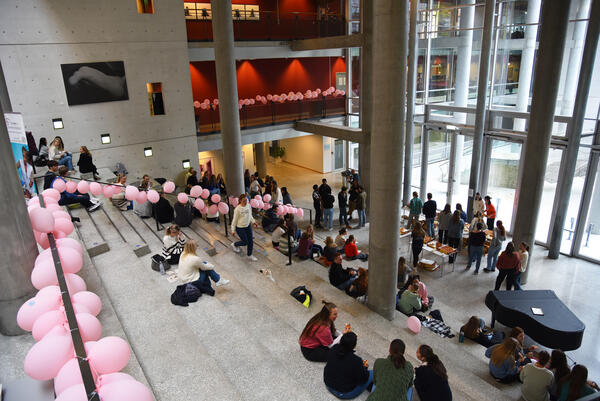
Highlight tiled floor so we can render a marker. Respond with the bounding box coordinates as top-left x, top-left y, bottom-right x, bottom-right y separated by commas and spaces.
267, 160, 600, 381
